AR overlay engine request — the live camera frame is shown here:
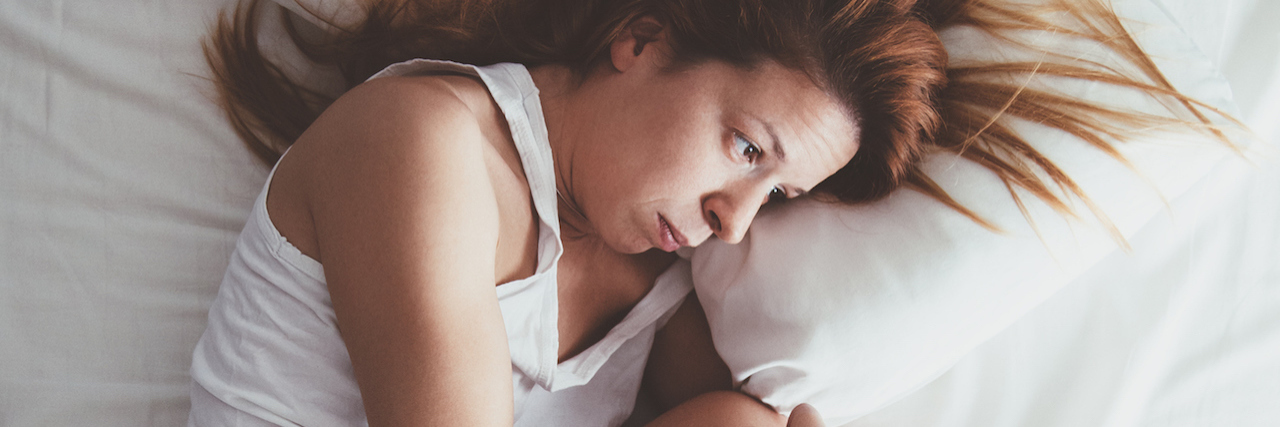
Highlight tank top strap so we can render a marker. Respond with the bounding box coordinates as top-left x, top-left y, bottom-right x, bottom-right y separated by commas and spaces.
367, 60, 562, 250
368, 59, 566, 389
